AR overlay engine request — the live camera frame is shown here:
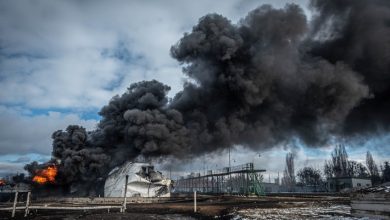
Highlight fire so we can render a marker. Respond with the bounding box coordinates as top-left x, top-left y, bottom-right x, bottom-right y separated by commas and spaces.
0, 179, 5, 186
32, 165, 58, 184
